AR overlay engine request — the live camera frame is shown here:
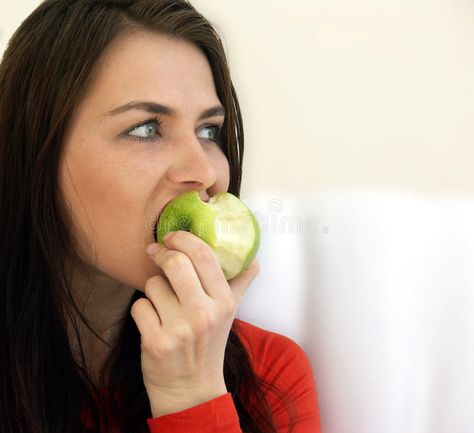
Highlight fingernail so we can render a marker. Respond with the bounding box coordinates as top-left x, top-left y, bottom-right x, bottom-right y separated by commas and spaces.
146, 243, 160, 255
163, 232, 174, 242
